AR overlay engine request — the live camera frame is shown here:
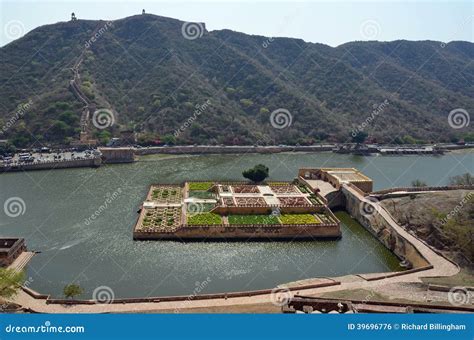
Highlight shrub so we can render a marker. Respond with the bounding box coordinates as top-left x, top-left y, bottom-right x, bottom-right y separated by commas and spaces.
228, 215, 280, 225
63, 284, 83, 299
